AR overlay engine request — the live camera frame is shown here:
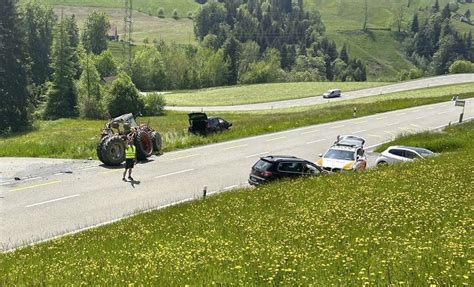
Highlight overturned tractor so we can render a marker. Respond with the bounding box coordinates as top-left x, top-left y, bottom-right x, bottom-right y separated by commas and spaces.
97, 114, 162, 166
